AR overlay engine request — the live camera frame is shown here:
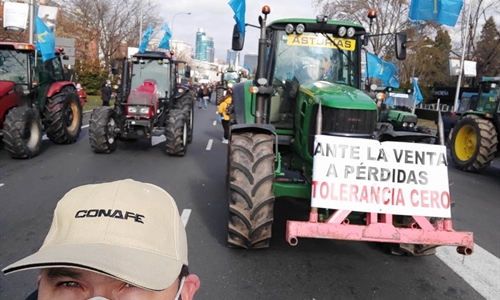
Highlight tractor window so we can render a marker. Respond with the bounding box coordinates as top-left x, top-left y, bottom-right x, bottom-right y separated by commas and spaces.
131, 59, 170, 98
51, 57, 64, 81
477, 85, 499, 113
225, 72, 240, 82
0, 49, 29, 84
